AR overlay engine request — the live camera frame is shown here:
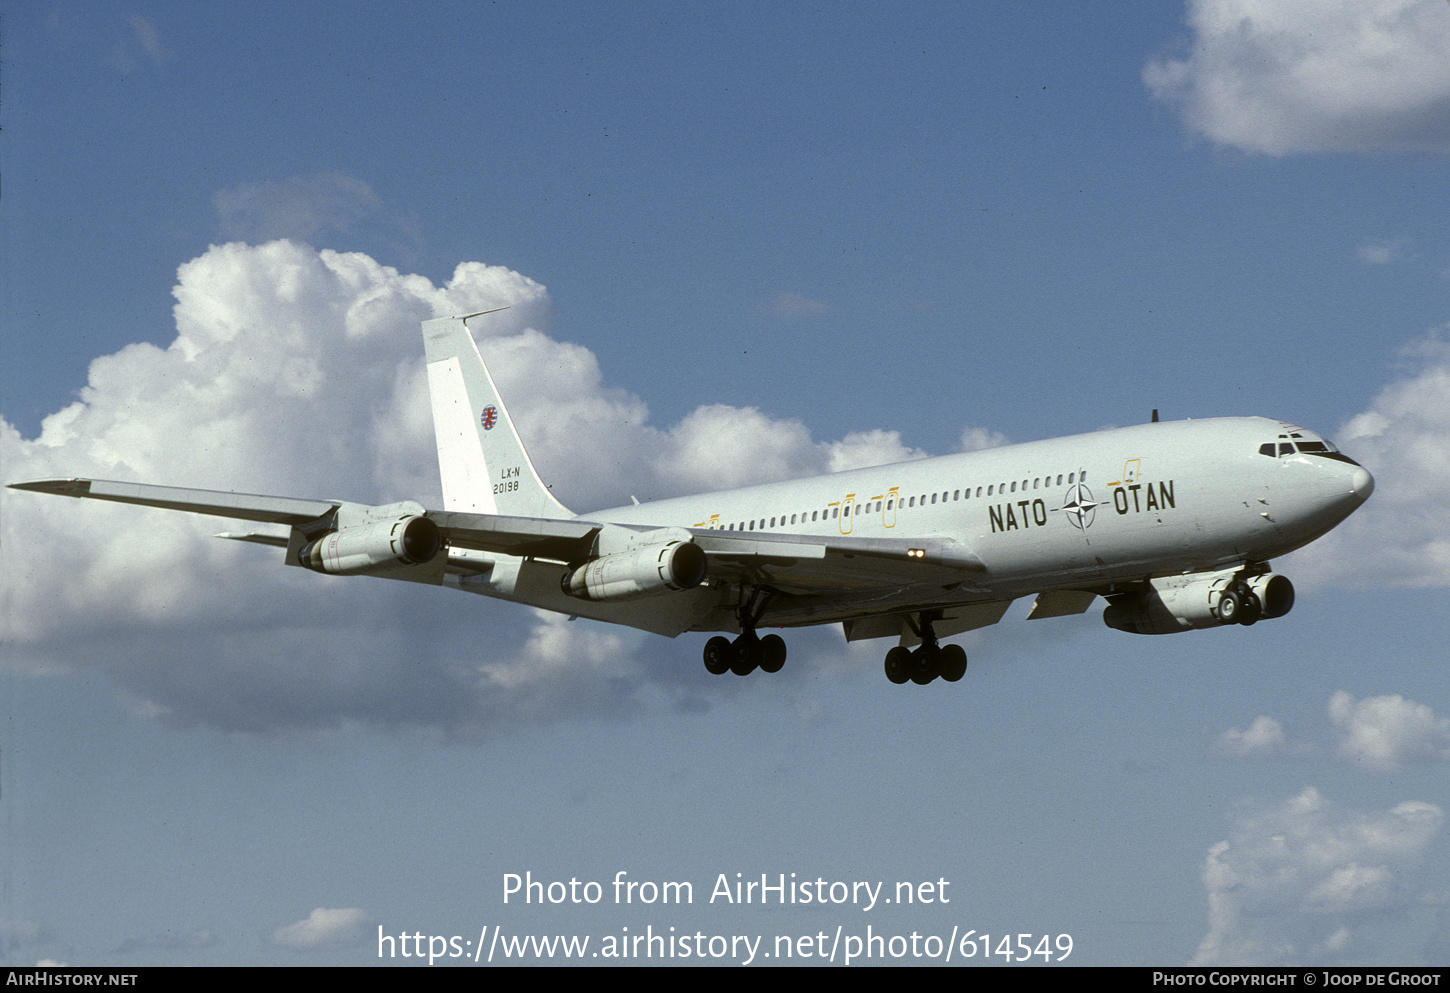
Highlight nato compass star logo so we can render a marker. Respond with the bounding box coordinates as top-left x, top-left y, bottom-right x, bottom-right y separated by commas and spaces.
481, 405, 498, 431
1060, 483, 1097, 529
